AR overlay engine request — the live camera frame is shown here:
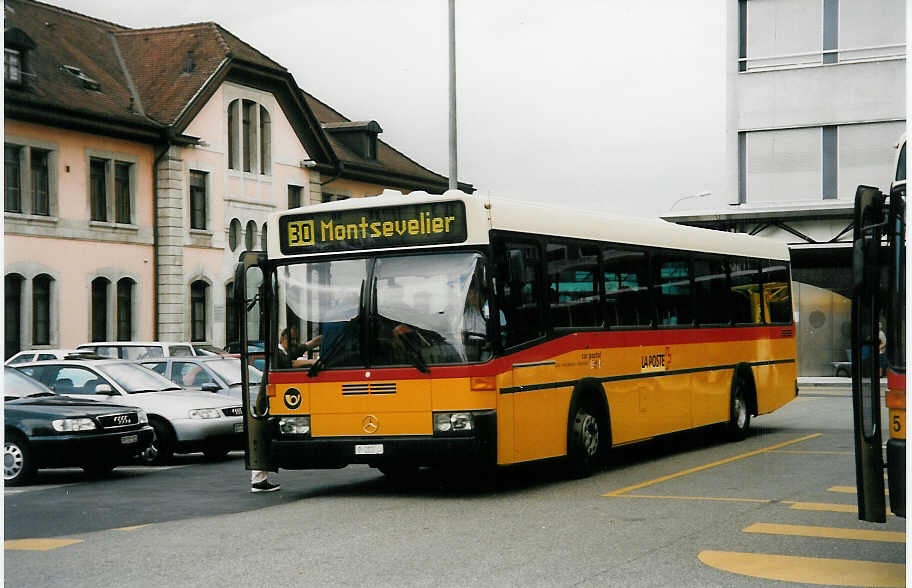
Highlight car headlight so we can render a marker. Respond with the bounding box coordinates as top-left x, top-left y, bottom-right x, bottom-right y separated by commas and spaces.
433, 412, 474, 434
278, 415, 310, 435
136, 409, 149, 425
52, 418, 97, 432
188, 408, 221, 419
